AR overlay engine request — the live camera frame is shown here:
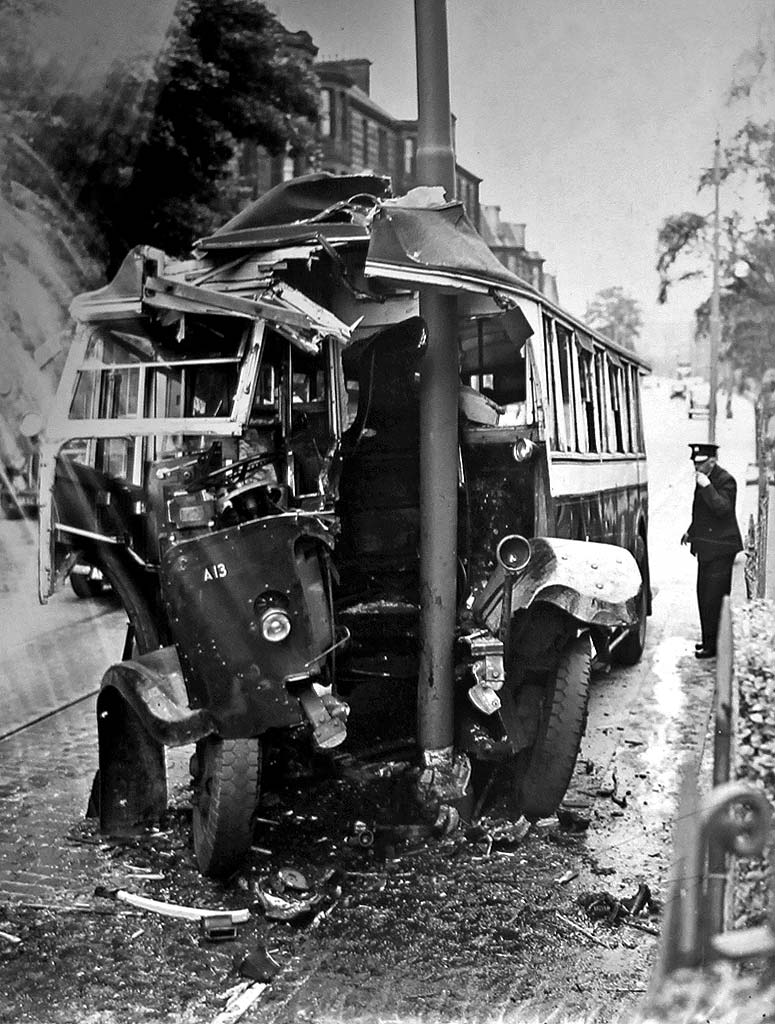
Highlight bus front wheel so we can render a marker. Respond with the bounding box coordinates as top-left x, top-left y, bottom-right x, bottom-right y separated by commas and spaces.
190, 737, 261, 877
517, 634, 592, 821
